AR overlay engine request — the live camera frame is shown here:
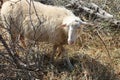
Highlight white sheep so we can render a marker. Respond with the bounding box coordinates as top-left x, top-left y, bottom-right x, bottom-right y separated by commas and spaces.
1, 0, 92, 69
